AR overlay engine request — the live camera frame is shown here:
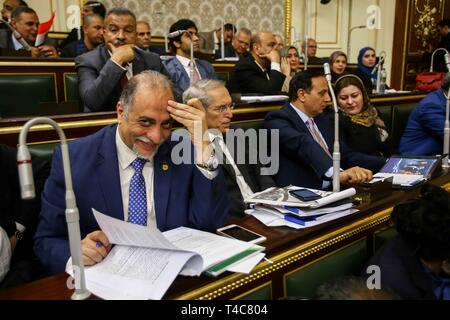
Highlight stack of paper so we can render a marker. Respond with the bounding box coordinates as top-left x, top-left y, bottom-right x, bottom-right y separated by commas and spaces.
73, 210, 265, 300
244, 187, 358, 228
